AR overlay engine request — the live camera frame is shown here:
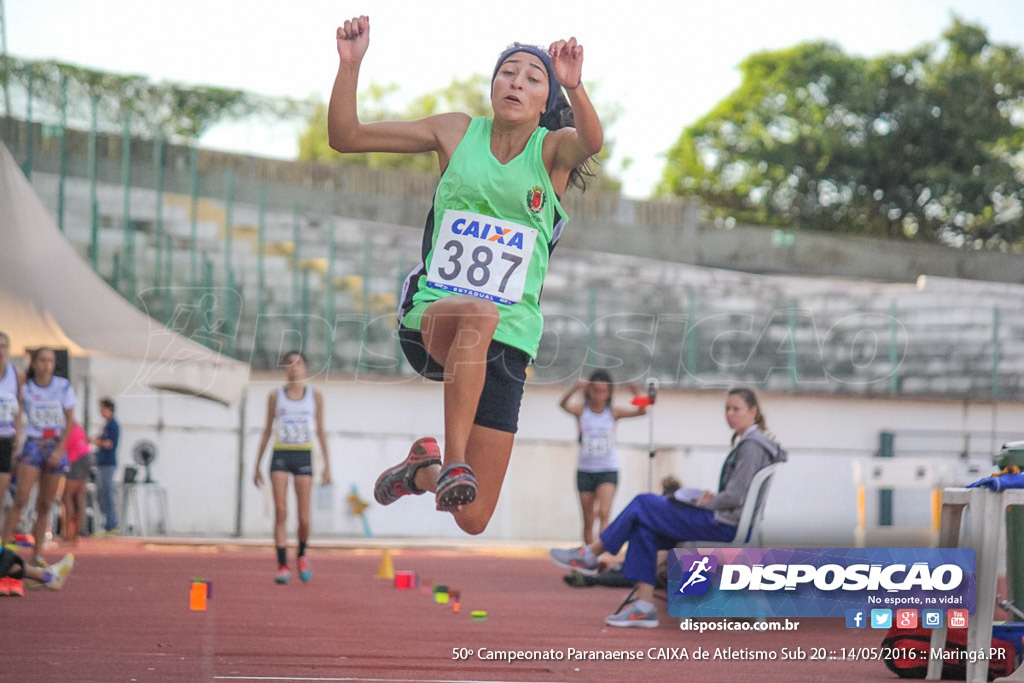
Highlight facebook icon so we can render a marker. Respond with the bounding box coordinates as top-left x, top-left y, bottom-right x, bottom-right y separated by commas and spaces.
846, 609, 866, 629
